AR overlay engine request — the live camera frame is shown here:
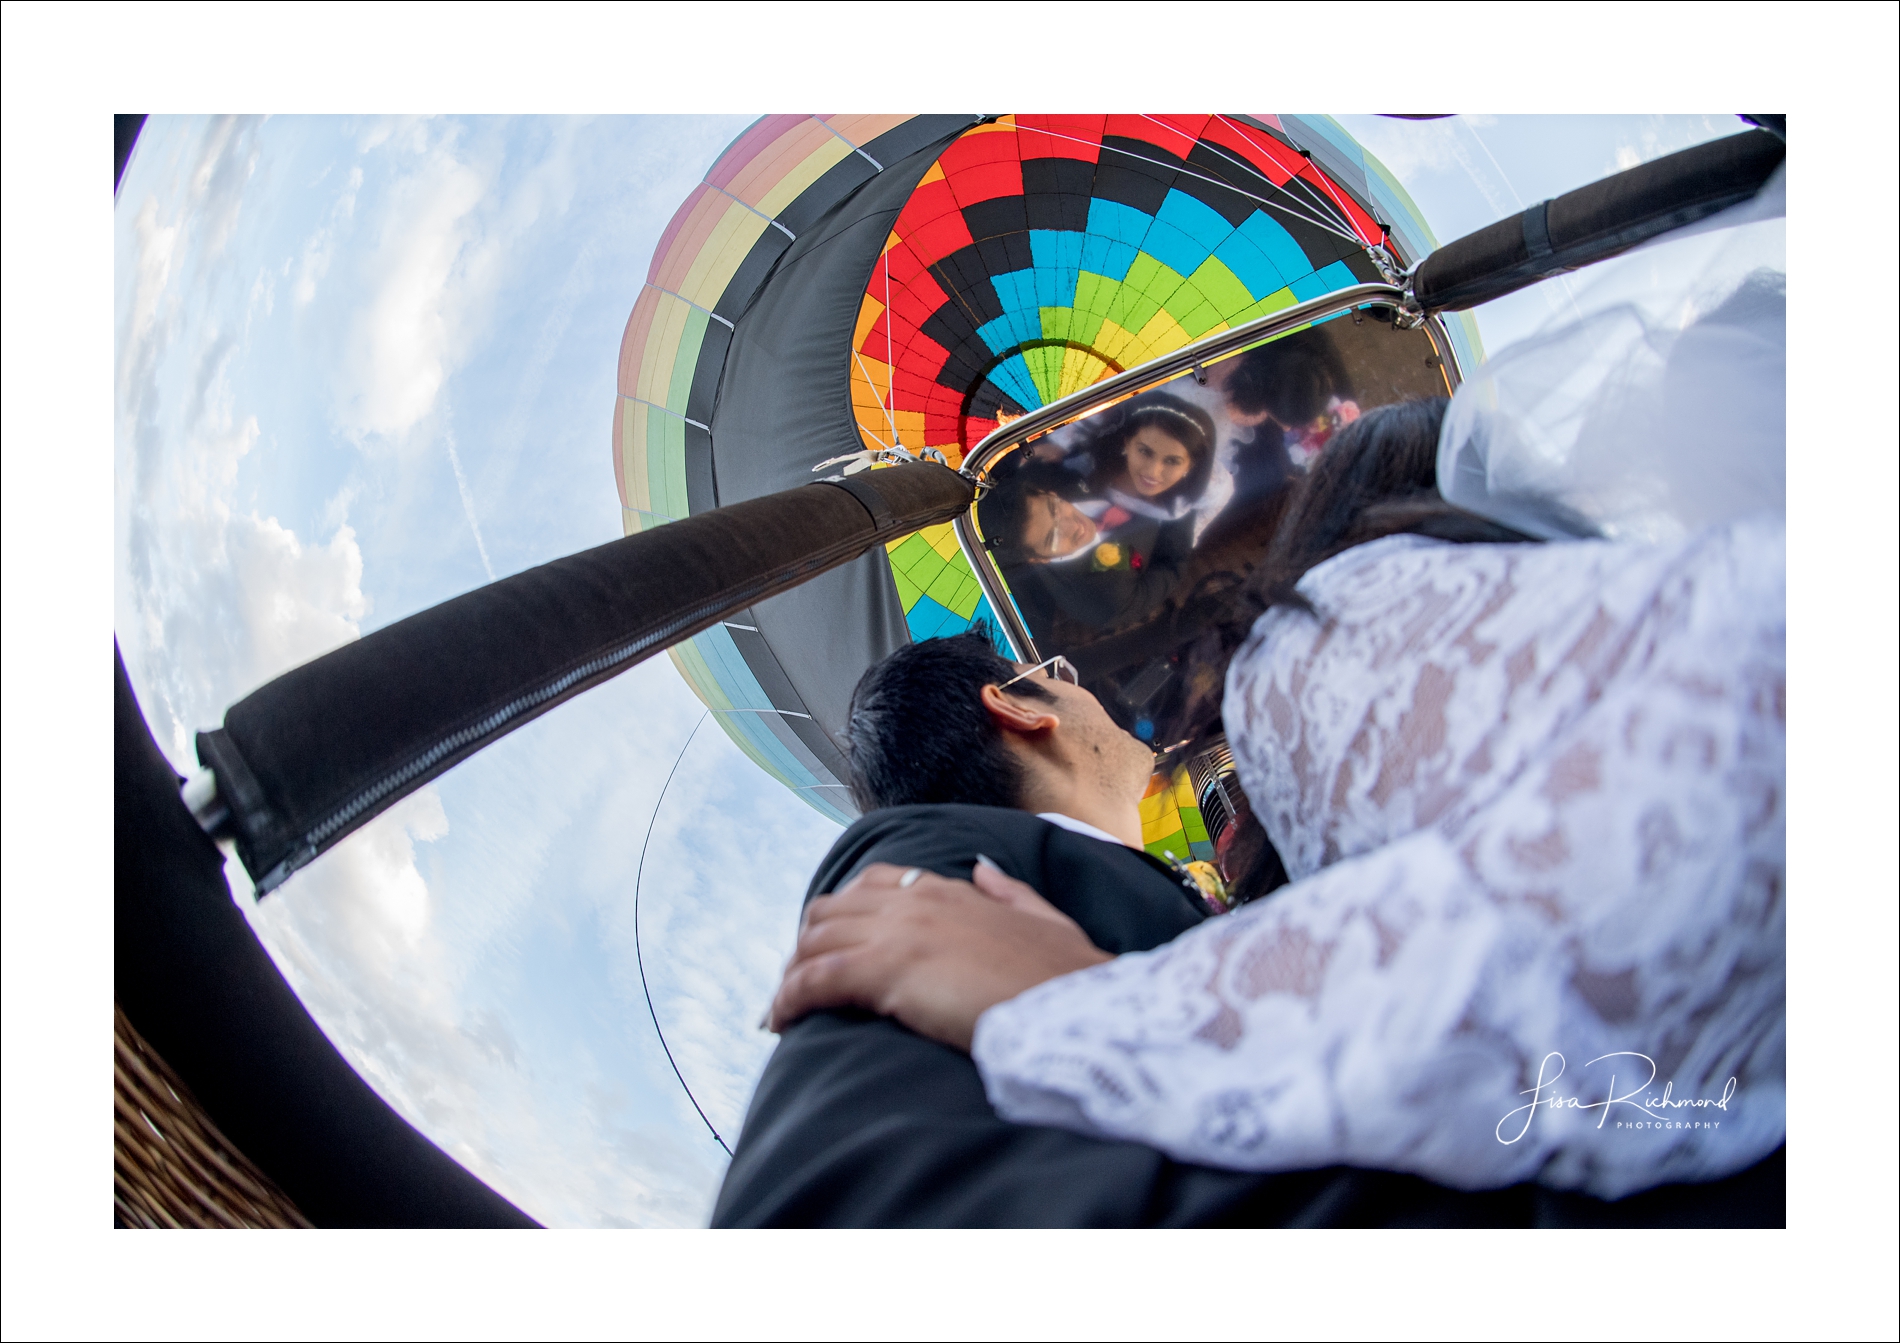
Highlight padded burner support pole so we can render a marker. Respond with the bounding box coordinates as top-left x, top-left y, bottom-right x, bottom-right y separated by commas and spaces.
193, 464, 974, 894
1411, 127, 1785, 314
